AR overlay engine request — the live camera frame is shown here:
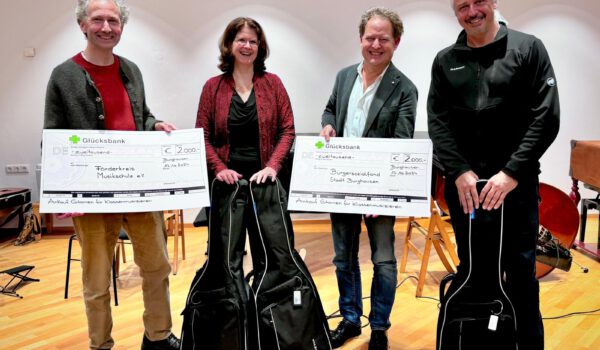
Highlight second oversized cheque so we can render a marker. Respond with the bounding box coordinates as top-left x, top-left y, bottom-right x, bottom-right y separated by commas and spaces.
288, 136, 432, 217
